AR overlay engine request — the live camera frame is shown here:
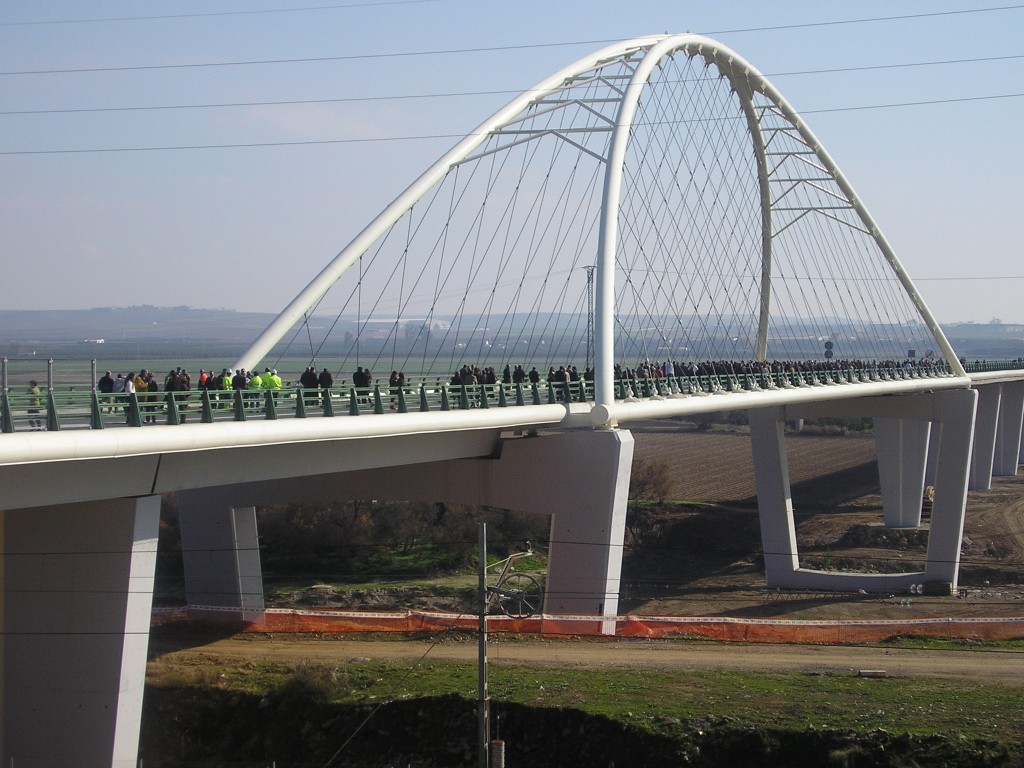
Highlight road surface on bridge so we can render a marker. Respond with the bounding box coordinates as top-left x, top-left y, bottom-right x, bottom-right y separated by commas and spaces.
150, 634, 1024, 685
